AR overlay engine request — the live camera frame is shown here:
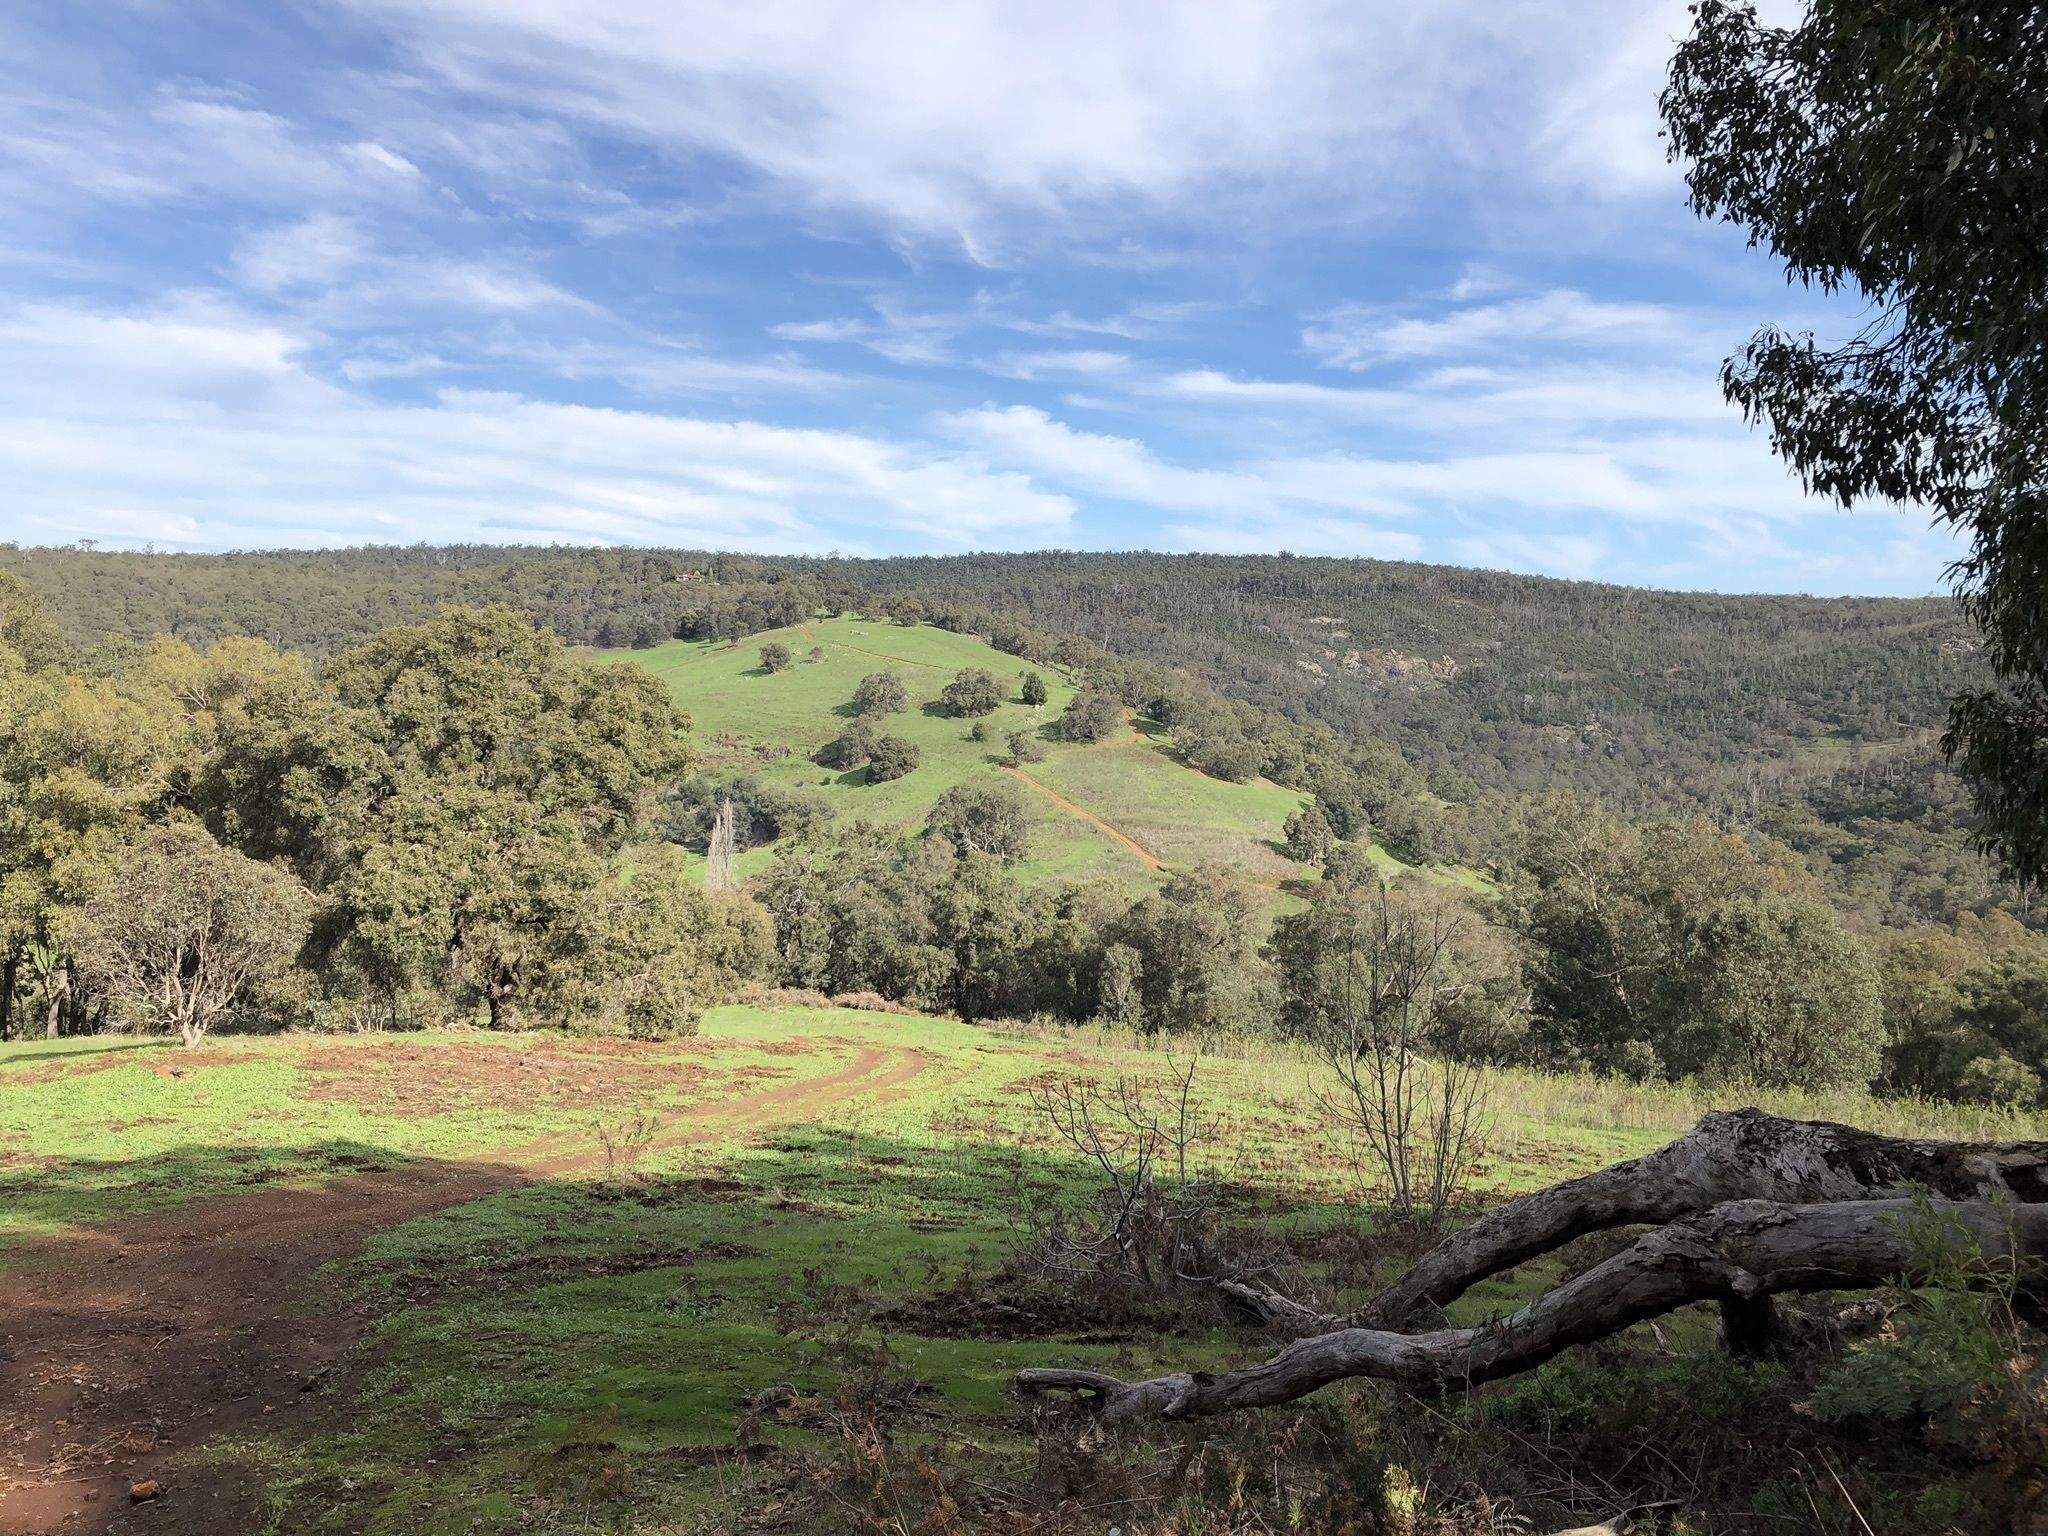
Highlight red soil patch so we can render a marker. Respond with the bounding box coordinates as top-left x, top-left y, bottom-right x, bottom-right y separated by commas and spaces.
0, 1040, 928, 1535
